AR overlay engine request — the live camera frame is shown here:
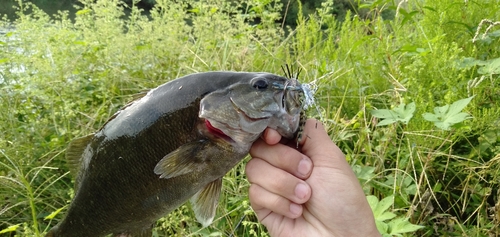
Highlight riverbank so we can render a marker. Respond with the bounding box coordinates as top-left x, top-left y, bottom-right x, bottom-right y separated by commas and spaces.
1, 1, 499, 236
